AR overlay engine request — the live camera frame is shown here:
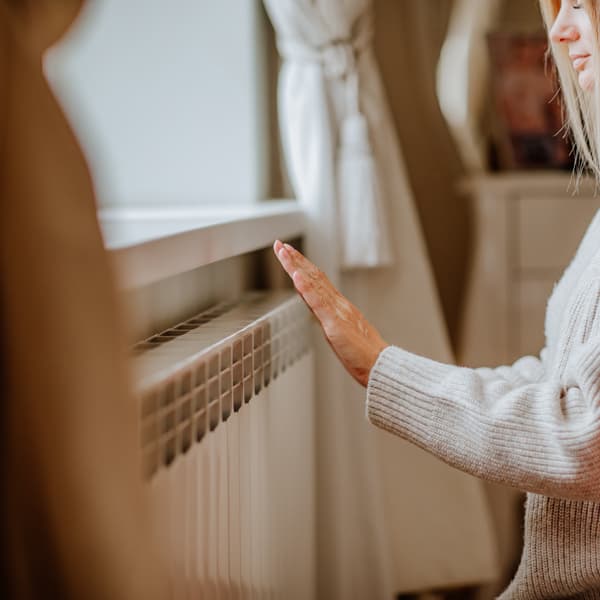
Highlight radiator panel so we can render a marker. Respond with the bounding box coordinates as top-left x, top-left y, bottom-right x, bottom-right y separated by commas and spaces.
136, 293, 316, 598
